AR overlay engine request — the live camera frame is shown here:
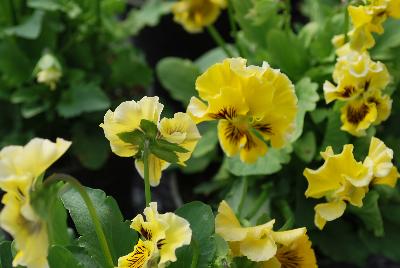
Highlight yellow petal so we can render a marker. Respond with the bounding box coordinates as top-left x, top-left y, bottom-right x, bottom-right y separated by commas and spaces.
217, 119, 244, 158
240, 234, 277, 262
135, 155, 170, 187
365, 137, 393, 178
373, 166, 400, 188
340, 99, 377, 136
315, 200, 346, 224
215, 200, 247, 241
261, 257, 282, 268
117, 239, 154, 268
271, 227, 306, 246
239, 131, 268, 164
